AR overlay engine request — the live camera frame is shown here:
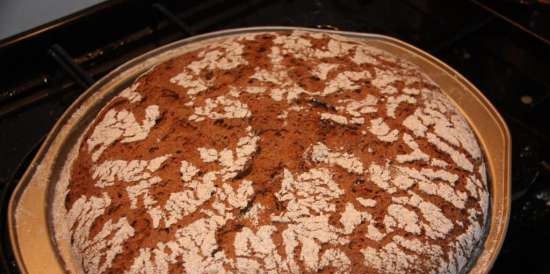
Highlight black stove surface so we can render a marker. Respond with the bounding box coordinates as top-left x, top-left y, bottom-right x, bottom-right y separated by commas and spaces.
1, 0, 549, 273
